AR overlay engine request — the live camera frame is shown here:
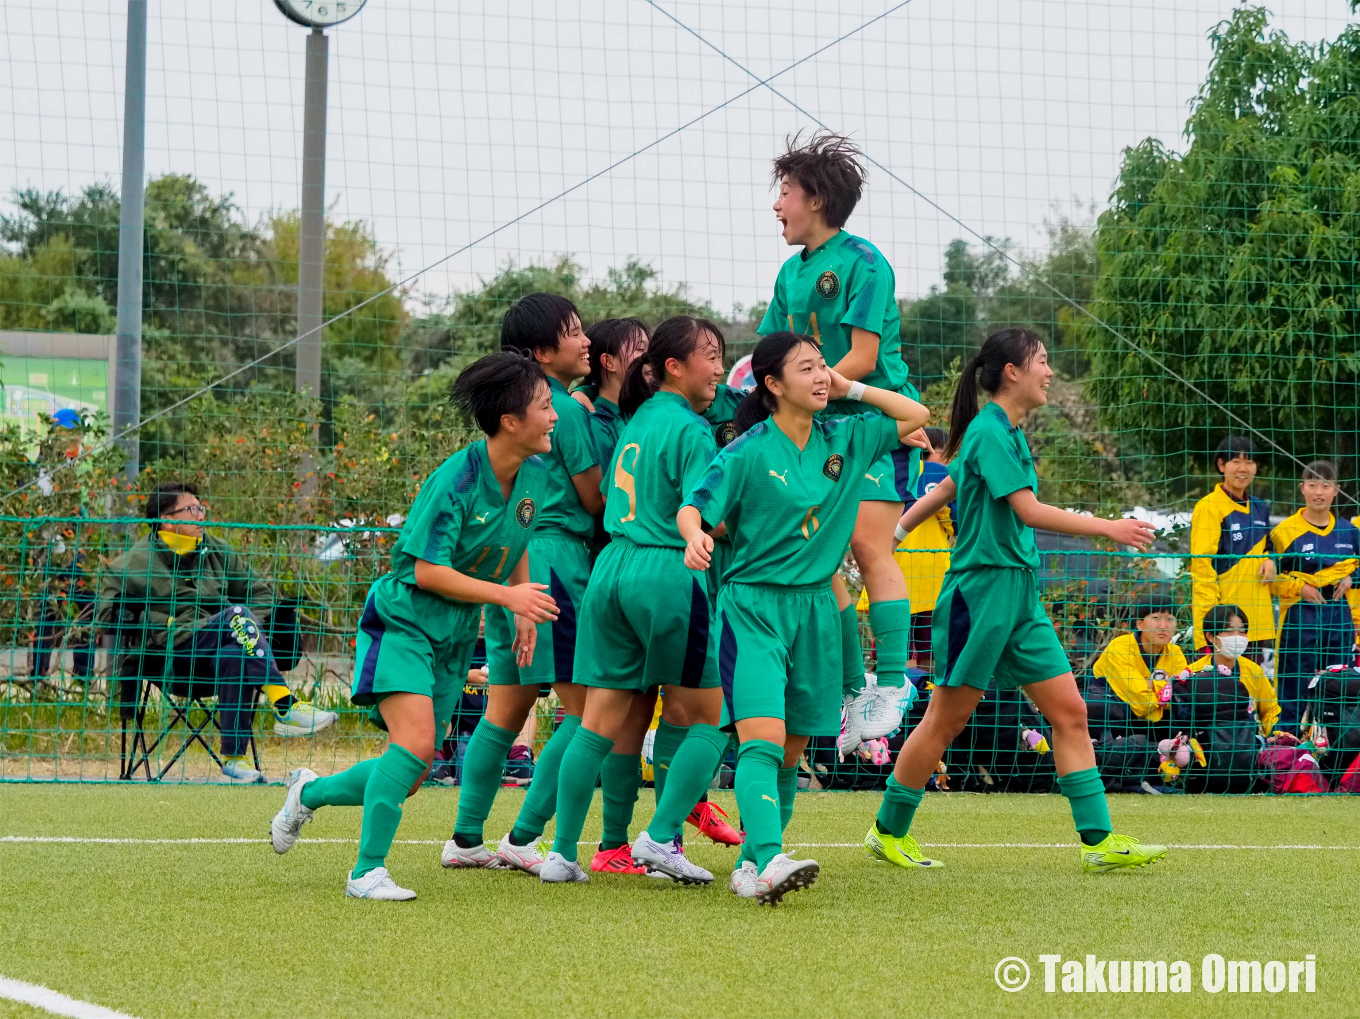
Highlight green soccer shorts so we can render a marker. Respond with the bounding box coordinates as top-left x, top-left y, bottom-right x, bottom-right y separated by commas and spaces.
486, 531, 593, 686
705, 536, 735, 612
856, 381, 923, 503
717, 582, 841, 737
352, 573, 479, 733
931, 567, 1072, 691
573, 539, 719, 691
